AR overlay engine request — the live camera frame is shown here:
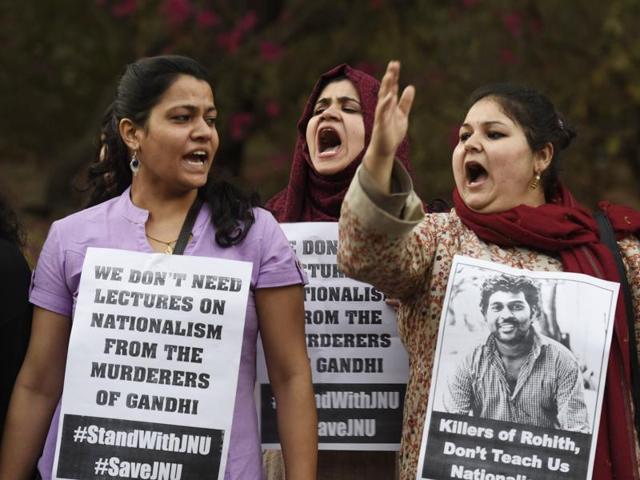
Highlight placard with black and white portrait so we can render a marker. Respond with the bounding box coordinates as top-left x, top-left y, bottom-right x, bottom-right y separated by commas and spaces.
417, 255, 619, 480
